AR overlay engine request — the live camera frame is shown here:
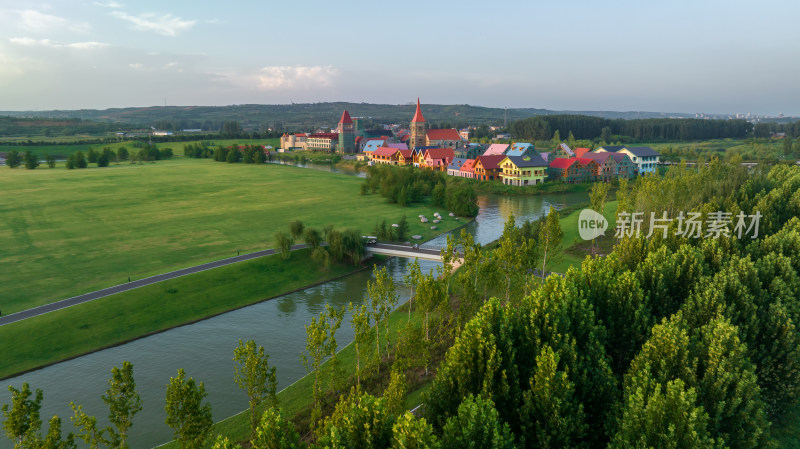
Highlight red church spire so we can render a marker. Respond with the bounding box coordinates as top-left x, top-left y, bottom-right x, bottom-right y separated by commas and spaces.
339, 109, 353, 124
412, 97, 425, 123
